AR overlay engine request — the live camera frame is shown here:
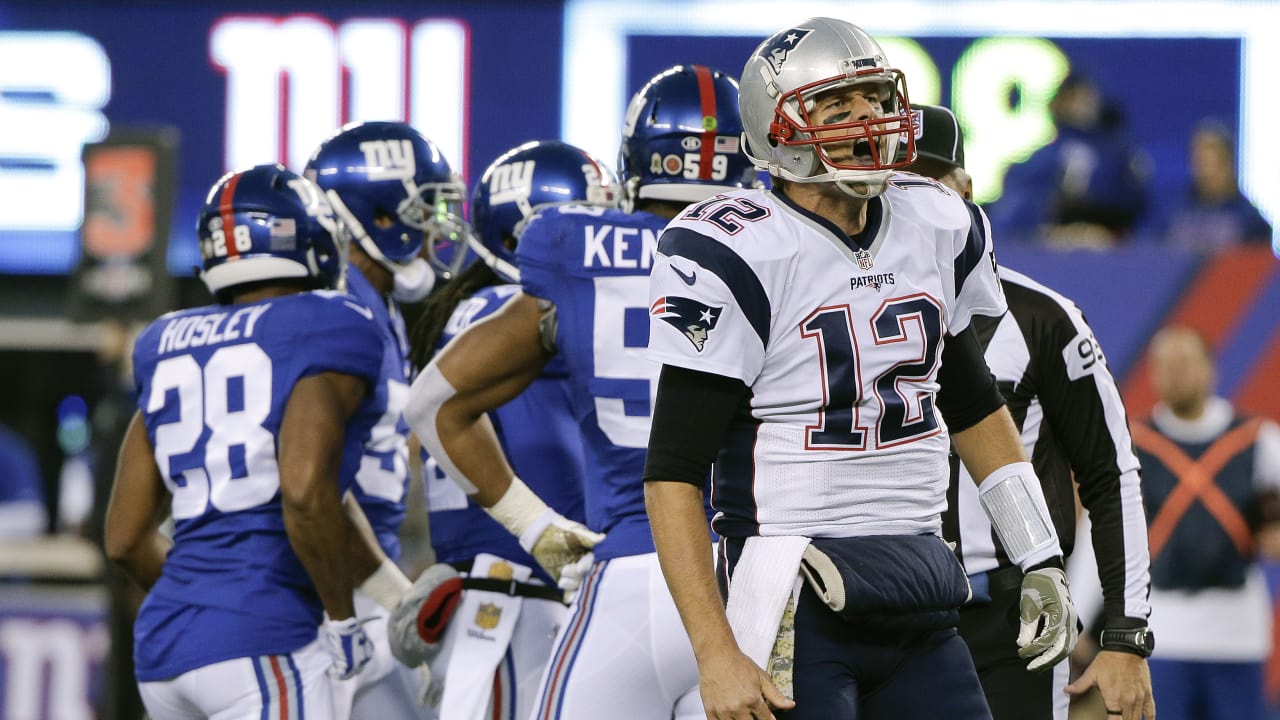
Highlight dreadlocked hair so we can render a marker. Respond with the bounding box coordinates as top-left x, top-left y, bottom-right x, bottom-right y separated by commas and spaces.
408, 260, 503, 369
